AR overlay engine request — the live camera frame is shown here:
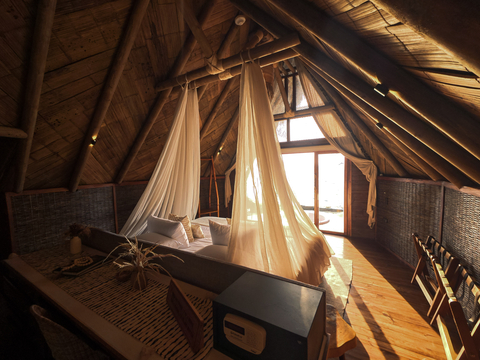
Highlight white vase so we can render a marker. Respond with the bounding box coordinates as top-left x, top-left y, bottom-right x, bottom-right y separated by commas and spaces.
70, 236, 82, 254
